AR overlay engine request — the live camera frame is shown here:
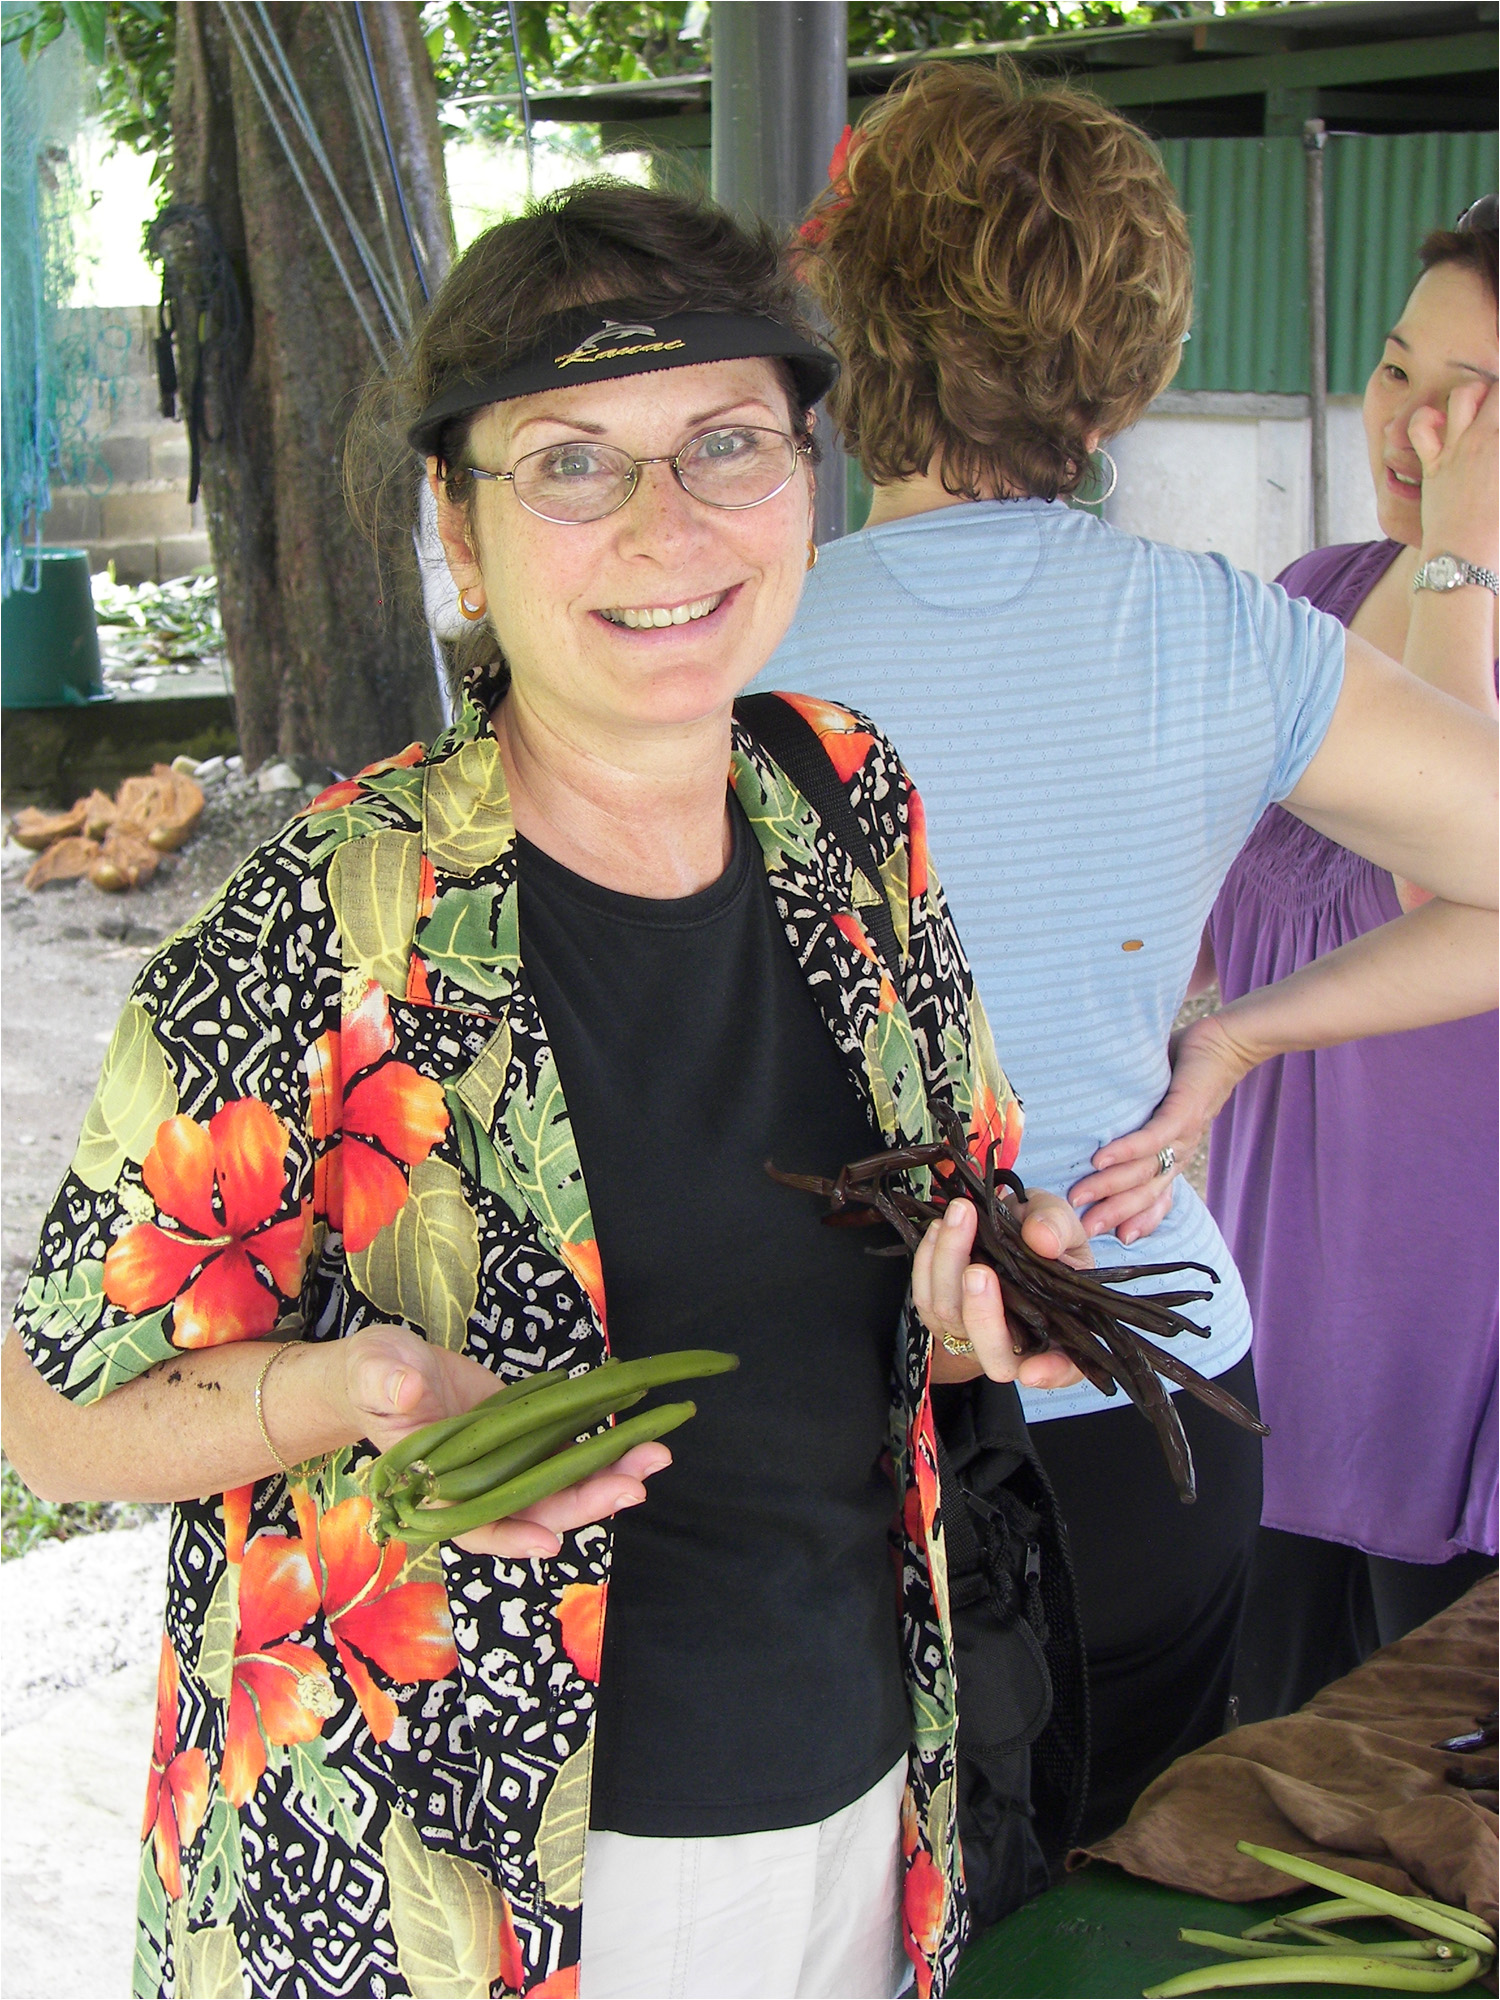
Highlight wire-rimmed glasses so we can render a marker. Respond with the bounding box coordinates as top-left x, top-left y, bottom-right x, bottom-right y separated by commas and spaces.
467, 425, 810, 525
